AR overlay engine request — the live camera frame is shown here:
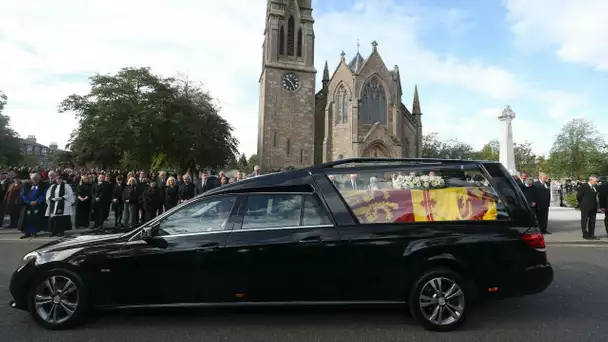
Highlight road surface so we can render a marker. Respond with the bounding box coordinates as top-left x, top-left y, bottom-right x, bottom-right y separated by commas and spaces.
1, 241, 606, 341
